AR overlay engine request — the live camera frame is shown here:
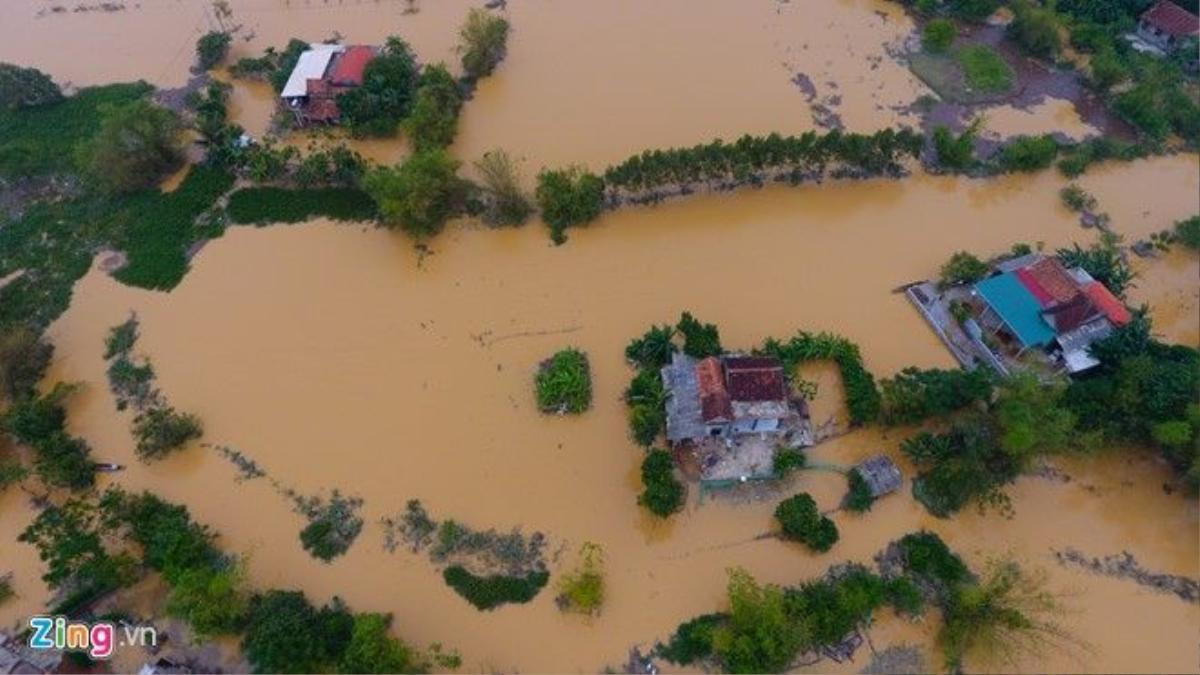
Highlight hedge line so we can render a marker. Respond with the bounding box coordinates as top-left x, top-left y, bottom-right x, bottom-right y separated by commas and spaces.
227, 187, 379, 225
